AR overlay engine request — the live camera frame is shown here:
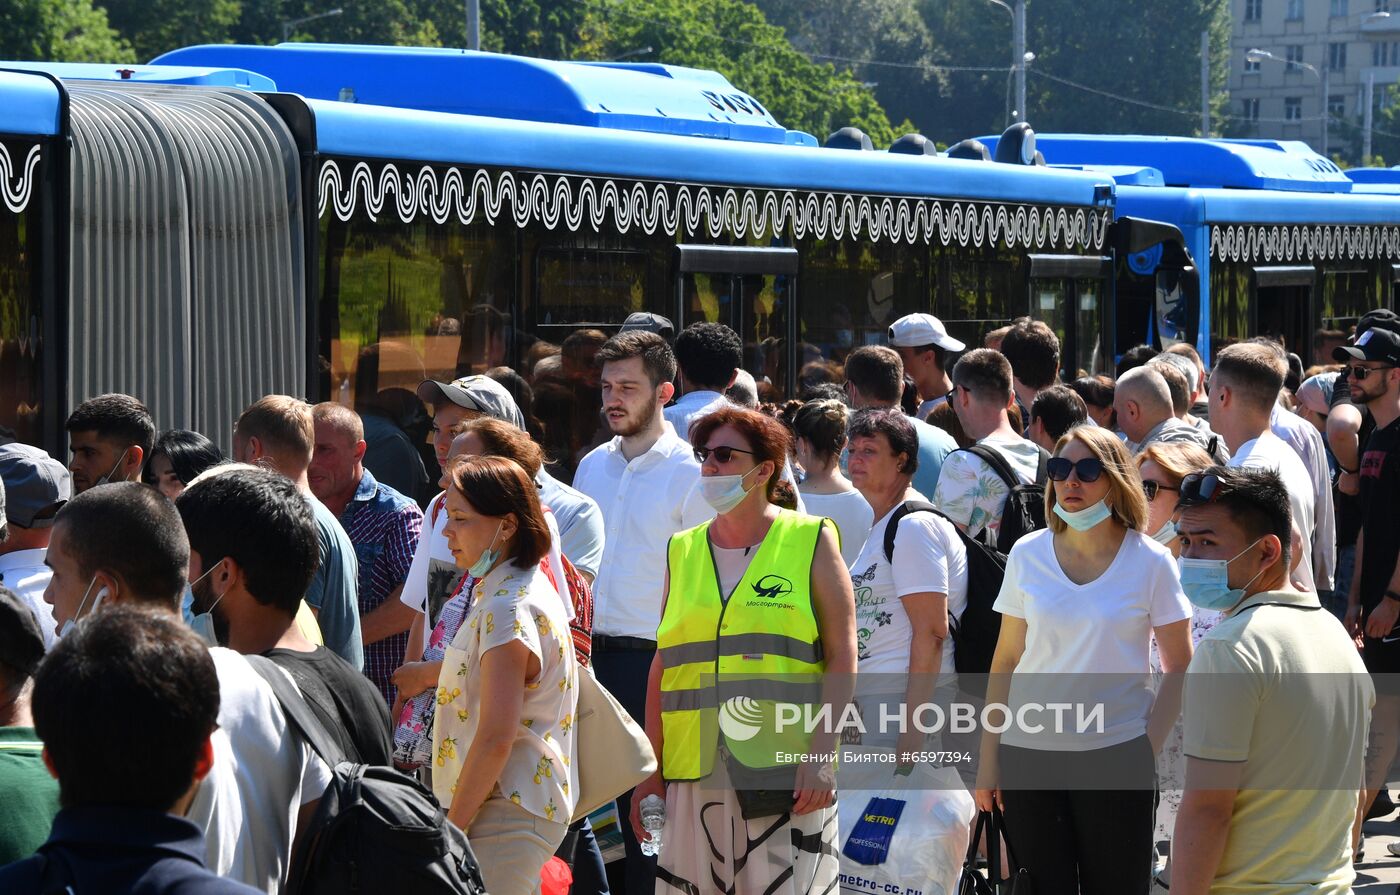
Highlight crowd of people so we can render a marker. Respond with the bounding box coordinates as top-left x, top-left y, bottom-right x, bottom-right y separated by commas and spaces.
0, 305, 1394, 895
